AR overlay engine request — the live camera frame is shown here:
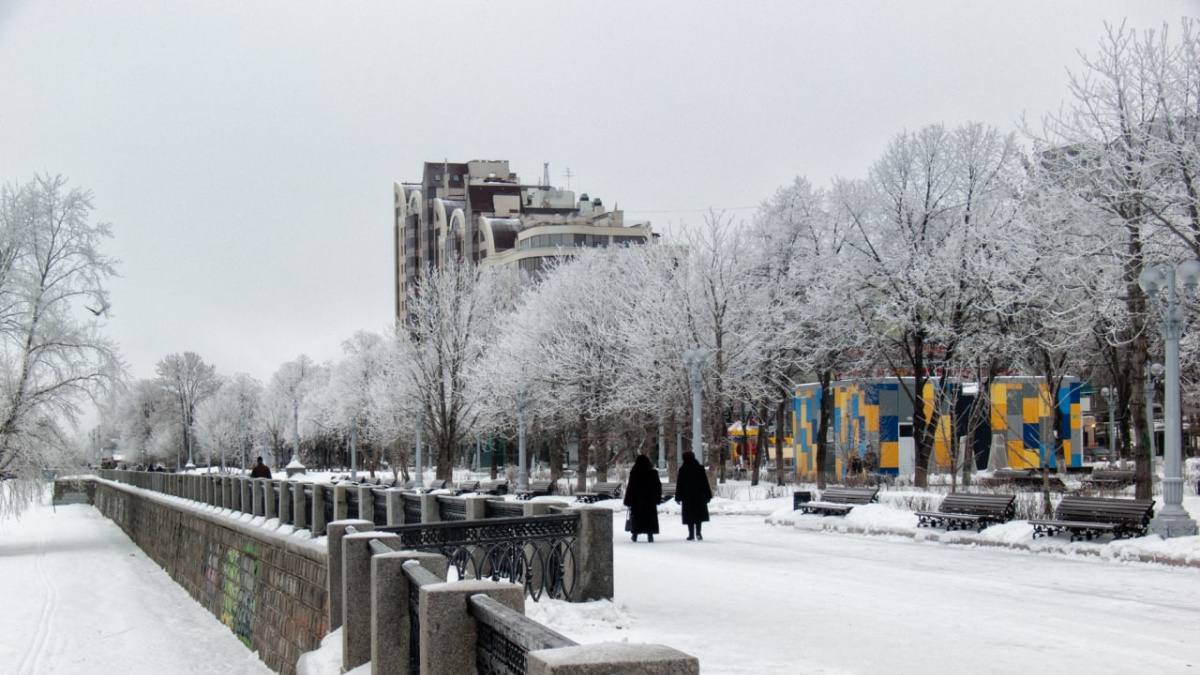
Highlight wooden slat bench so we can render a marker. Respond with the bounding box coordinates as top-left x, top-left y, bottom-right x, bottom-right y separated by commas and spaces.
576, 481, 622, 503
915, 493, 1015, 532
454, 480, 480, 495
516, 479, 555, 500
660, 483, 676, 504
480, 479, 508, 496
1082, 469, 1136, 489
798, 487, 878, 516
1029, 496, 1155, 541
